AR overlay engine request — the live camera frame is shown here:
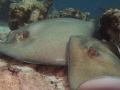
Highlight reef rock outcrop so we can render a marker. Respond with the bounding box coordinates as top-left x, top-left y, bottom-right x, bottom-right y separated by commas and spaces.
99, 8, 120, 46
59, 8, 94, 21
9, 0, 52, 30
